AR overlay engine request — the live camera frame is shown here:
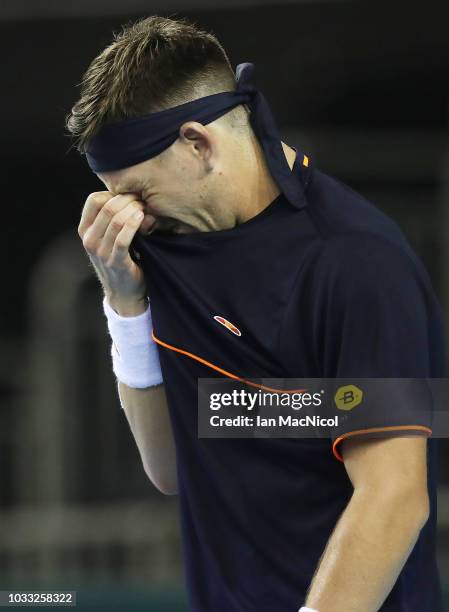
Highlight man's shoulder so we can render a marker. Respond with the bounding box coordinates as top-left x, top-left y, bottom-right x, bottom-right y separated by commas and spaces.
304, 166, 418, 265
